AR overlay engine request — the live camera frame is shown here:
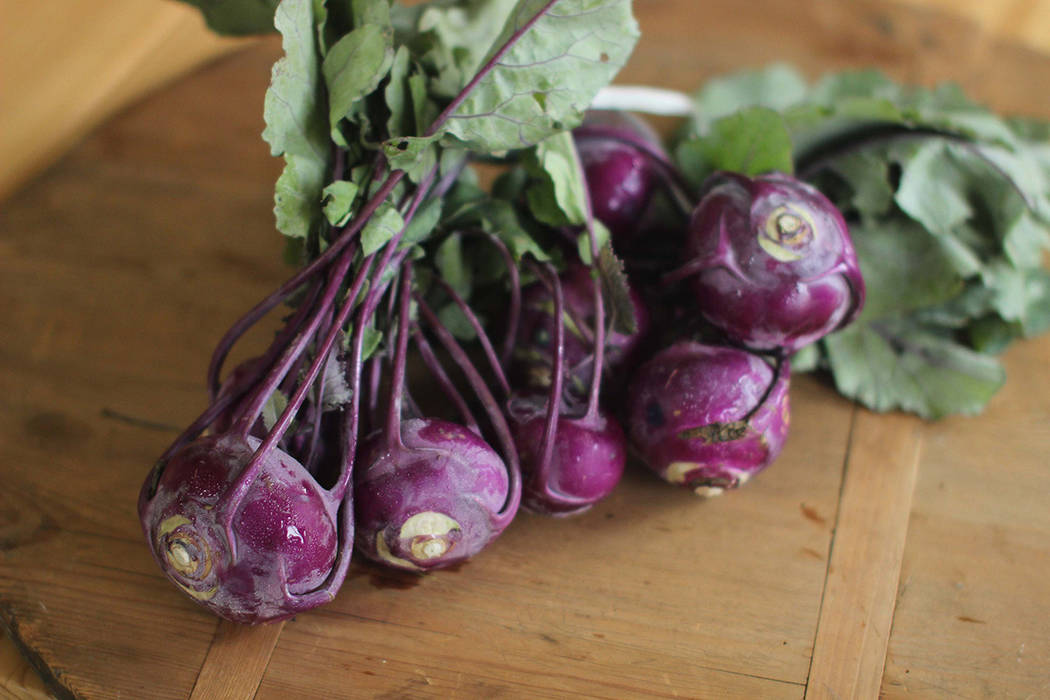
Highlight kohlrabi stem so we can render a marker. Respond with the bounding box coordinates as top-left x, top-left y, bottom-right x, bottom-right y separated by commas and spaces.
366, 355, 383, 432
660, 255, 713, 287
740, 350, 786, 425
385, 264, 414, 453
235, 159, 440, 507
423, 0, 560, 138
534, 262, 565, 489
414, 294, 521, 522
411, 324, 480, 433
223, 253, 373, 544
233, 246, 356, 437
303, 351, 333, 473
325, 163, 439, 500
436, 278, 511, 398
207, 170, 406, 397
465, 230, 521, 367
569, 140, 606, 423
286, 489, 354, 608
